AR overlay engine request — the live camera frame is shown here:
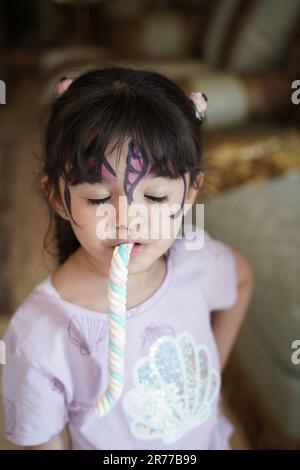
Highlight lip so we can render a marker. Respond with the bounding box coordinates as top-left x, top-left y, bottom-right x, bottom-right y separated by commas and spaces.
130, 242, 148, 256
109, 239, 149, 248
